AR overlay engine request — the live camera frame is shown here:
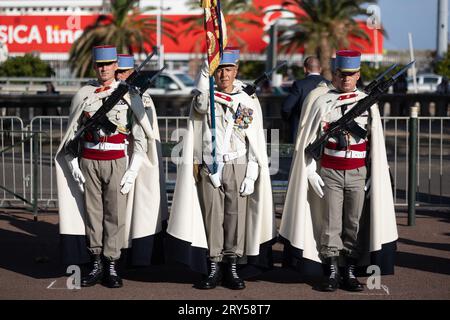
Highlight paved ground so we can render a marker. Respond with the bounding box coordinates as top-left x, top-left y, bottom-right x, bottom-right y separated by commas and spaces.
0, 207, 449, 301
